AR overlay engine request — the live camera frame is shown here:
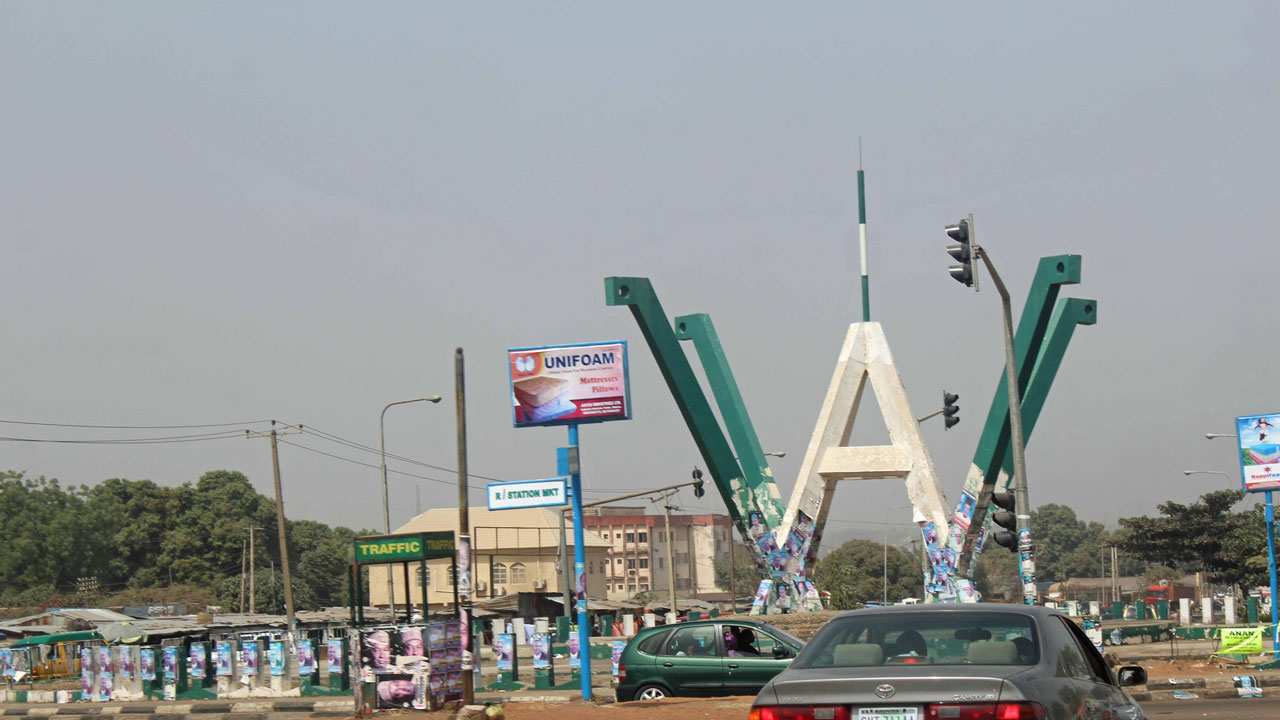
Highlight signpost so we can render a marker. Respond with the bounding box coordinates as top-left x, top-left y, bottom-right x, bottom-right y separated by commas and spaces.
1236, 412, 1280, 659
507, 340, 632, 700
